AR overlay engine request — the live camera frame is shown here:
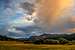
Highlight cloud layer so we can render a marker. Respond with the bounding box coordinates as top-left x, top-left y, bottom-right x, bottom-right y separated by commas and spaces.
34, 0, 75, 33
0, 0, 36, 35
0, 0, 75, 38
